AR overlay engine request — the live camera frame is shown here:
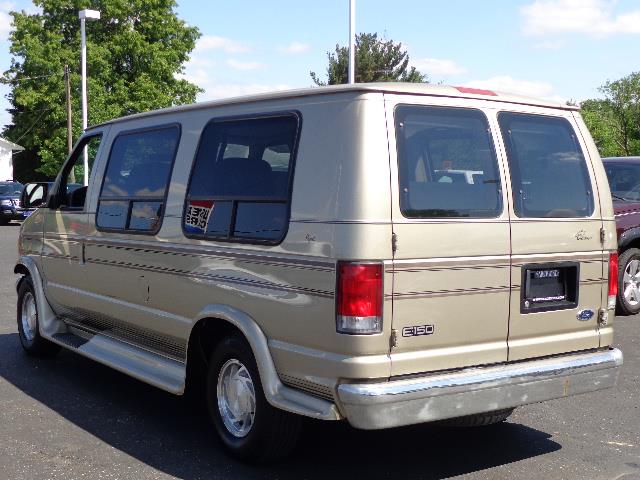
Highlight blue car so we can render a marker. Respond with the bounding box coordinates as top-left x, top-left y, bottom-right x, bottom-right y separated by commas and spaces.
0, 181, 25, 224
